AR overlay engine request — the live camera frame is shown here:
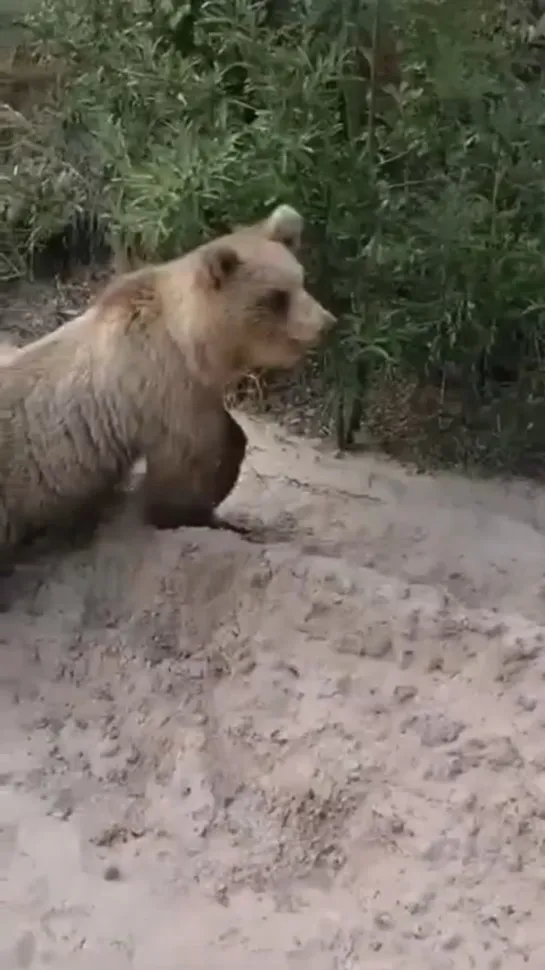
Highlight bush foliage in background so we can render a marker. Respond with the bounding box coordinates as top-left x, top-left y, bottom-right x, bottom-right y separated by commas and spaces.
3, 0, 545, 472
